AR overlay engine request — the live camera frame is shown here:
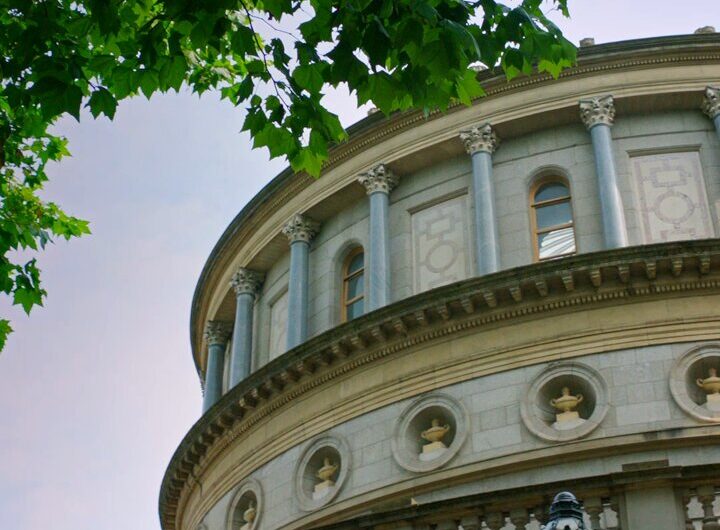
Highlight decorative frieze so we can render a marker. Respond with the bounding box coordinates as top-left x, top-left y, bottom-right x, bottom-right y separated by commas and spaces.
230, 268, 264, 296
357, 163, 399, 195
281, 213, 320, 244
460, 123, 499, 154
702, 86, 720, 120
579, 95, 615, 128
203, 320, 232, 346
